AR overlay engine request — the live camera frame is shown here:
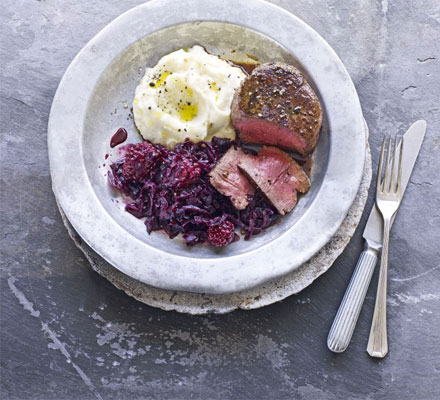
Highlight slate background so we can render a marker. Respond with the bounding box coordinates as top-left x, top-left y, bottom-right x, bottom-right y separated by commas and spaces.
1, 1, 439, 399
